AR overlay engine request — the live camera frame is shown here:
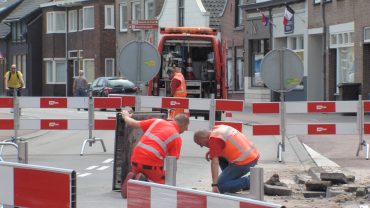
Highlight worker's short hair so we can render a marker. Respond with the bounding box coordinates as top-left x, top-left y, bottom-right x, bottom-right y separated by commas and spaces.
174, 114, 189, 126
166, 68, 175, 75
